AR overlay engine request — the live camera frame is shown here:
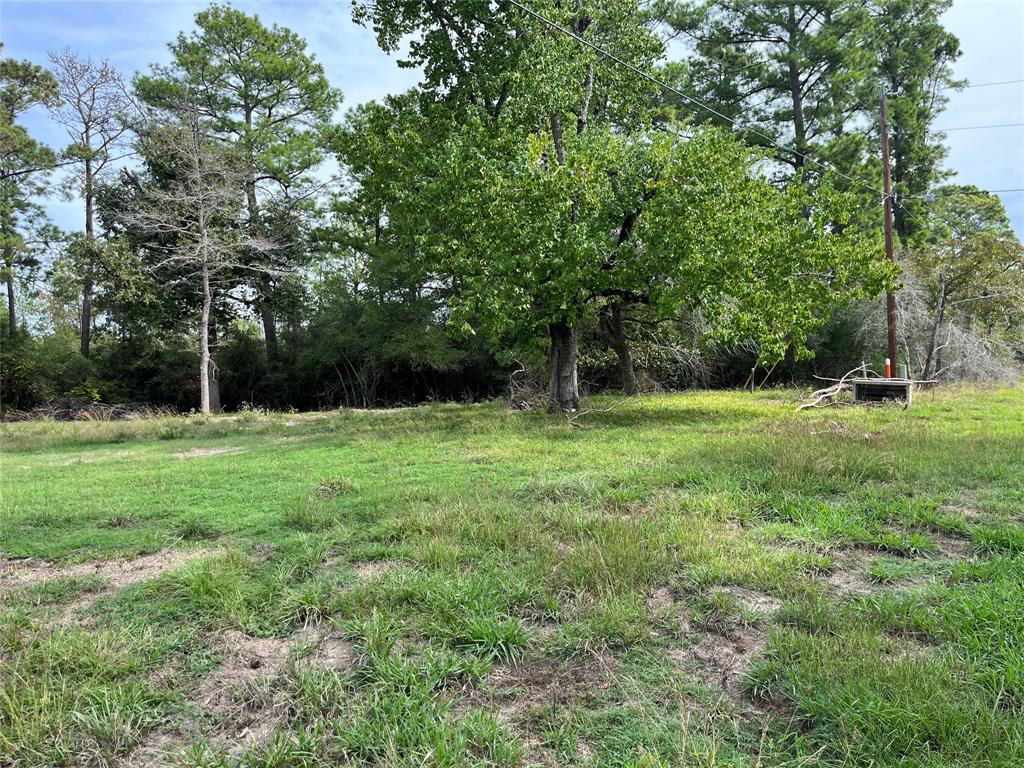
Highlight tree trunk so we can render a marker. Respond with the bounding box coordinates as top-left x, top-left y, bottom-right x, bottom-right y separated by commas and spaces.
80, 264, 94, 356
243, 106, 278, 365
208, 317, 222, 414
600, 303, 639, 395
786, 3, 808, 181
80, 154, 94, 357
547, 321, 580, 412
2, 199, 15, 333
922, 278, 947, 381
3, 252, 14, 333
199, 258, 212, 415
260, 294, 279, 365
208, 356, 222, 414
